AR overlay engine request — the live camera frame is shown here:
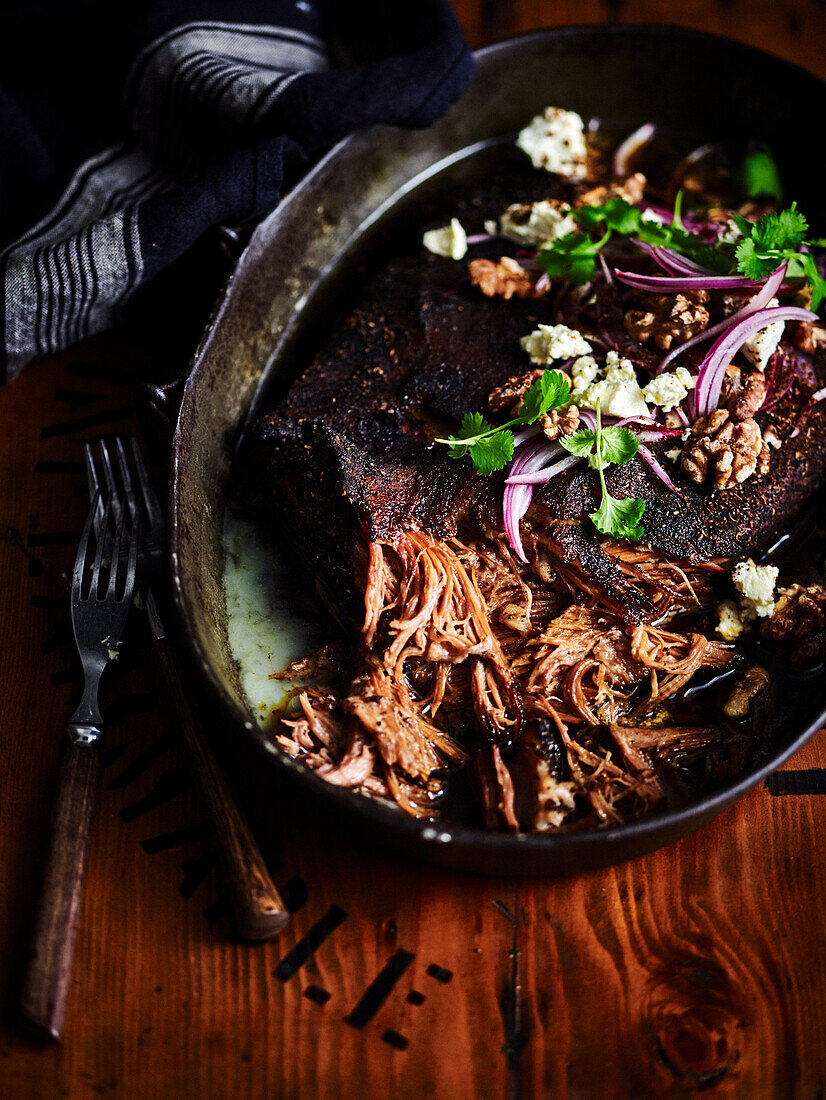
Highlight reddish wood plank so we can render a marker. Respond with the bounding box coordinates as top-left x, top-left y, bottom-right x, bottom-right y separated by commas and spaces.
2, 7, 826, 1095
